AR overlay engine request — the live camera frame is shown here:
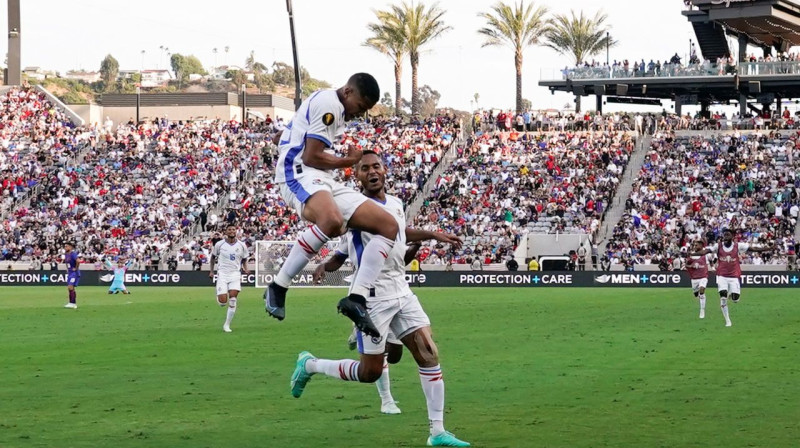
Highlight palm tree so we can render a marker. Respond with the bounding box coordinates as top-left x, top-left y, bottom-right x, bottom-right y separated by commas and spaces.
478, 1, 548, 113
543, 10, 615, 112
383, 1, 450, 116
364, 10, 407, 116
